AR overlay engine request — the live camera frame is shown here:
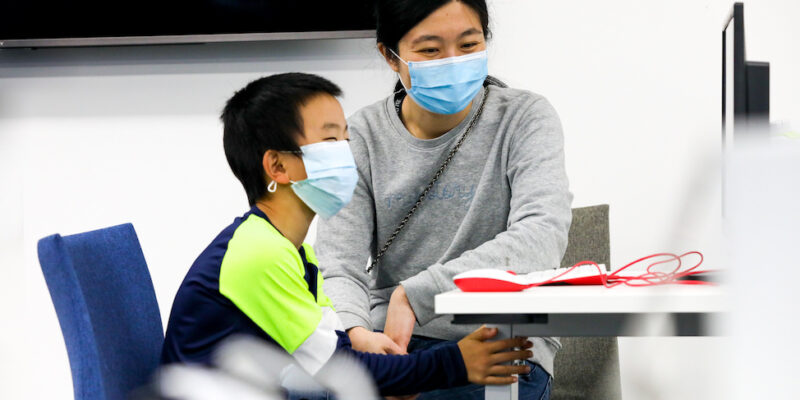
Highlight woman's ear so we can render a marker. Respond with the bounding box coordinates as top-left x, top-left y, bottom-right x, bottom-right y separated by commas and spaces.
378, 43, 400, 73
262, 150, 291, 185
